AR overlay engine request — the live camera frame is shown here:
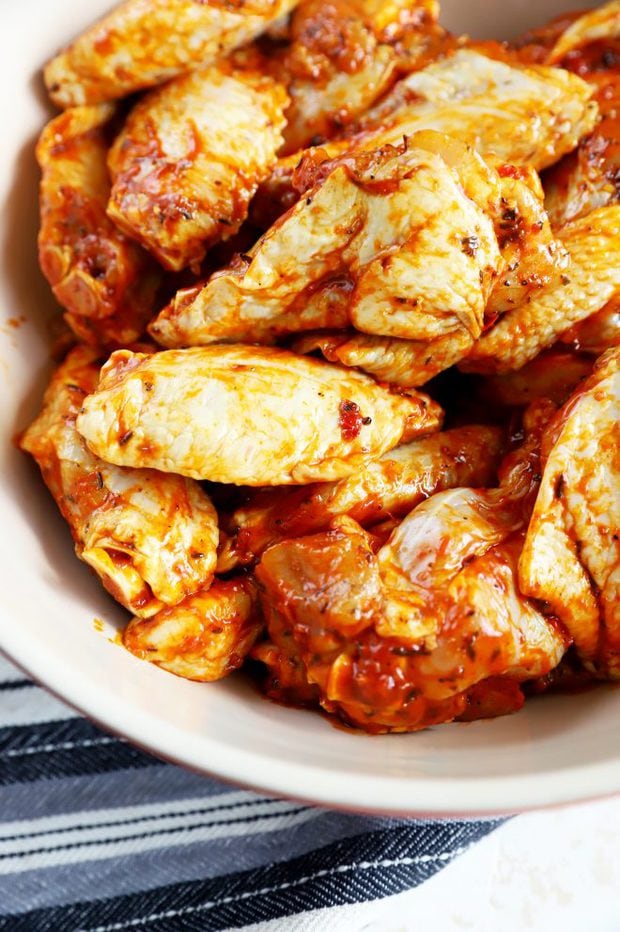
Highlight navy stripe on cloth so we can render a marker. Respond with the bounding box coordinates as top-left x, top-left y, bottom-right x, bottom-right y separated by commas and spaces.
0, 718, 155, 785
0, 820, 501, 931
